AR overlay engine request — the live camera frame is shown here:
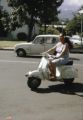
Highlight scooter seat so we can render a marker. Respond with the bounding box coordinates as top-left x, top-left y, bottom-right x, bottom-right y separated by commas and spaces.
65, 60, 73, 65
